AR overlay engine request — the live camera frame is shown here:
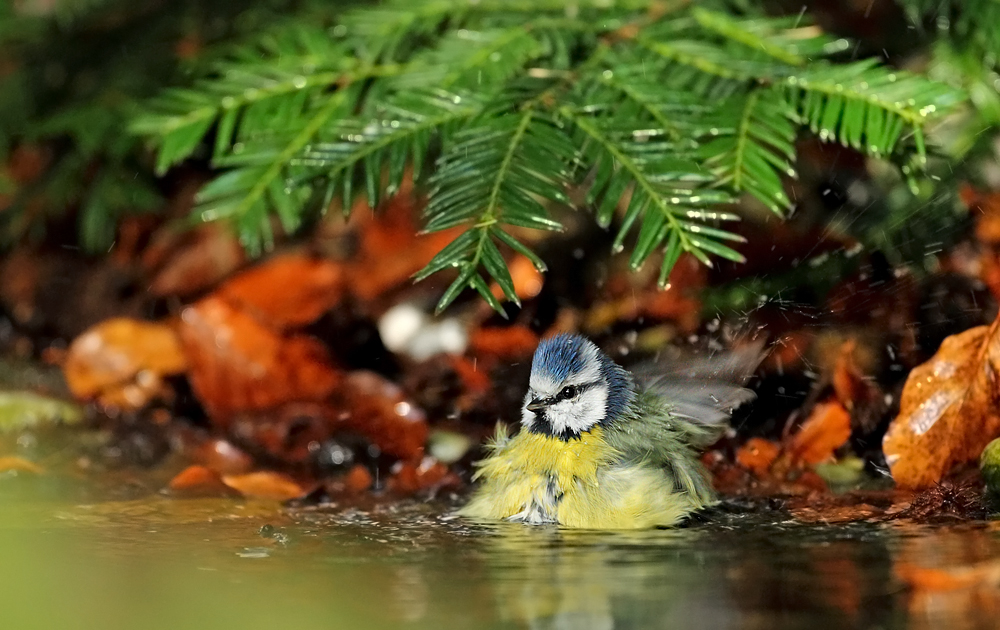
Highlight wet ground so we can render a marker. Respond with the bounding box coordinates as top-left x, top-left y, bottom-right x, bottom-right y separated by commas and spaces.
2, 468, 999, 630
